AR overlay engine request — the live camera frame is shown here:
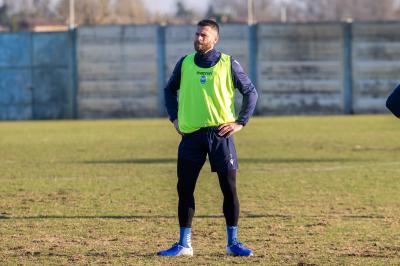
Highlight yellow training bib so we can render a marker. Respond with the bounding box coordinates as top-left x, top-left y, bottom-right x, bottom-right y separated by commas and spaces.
178, 53, 236, 133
